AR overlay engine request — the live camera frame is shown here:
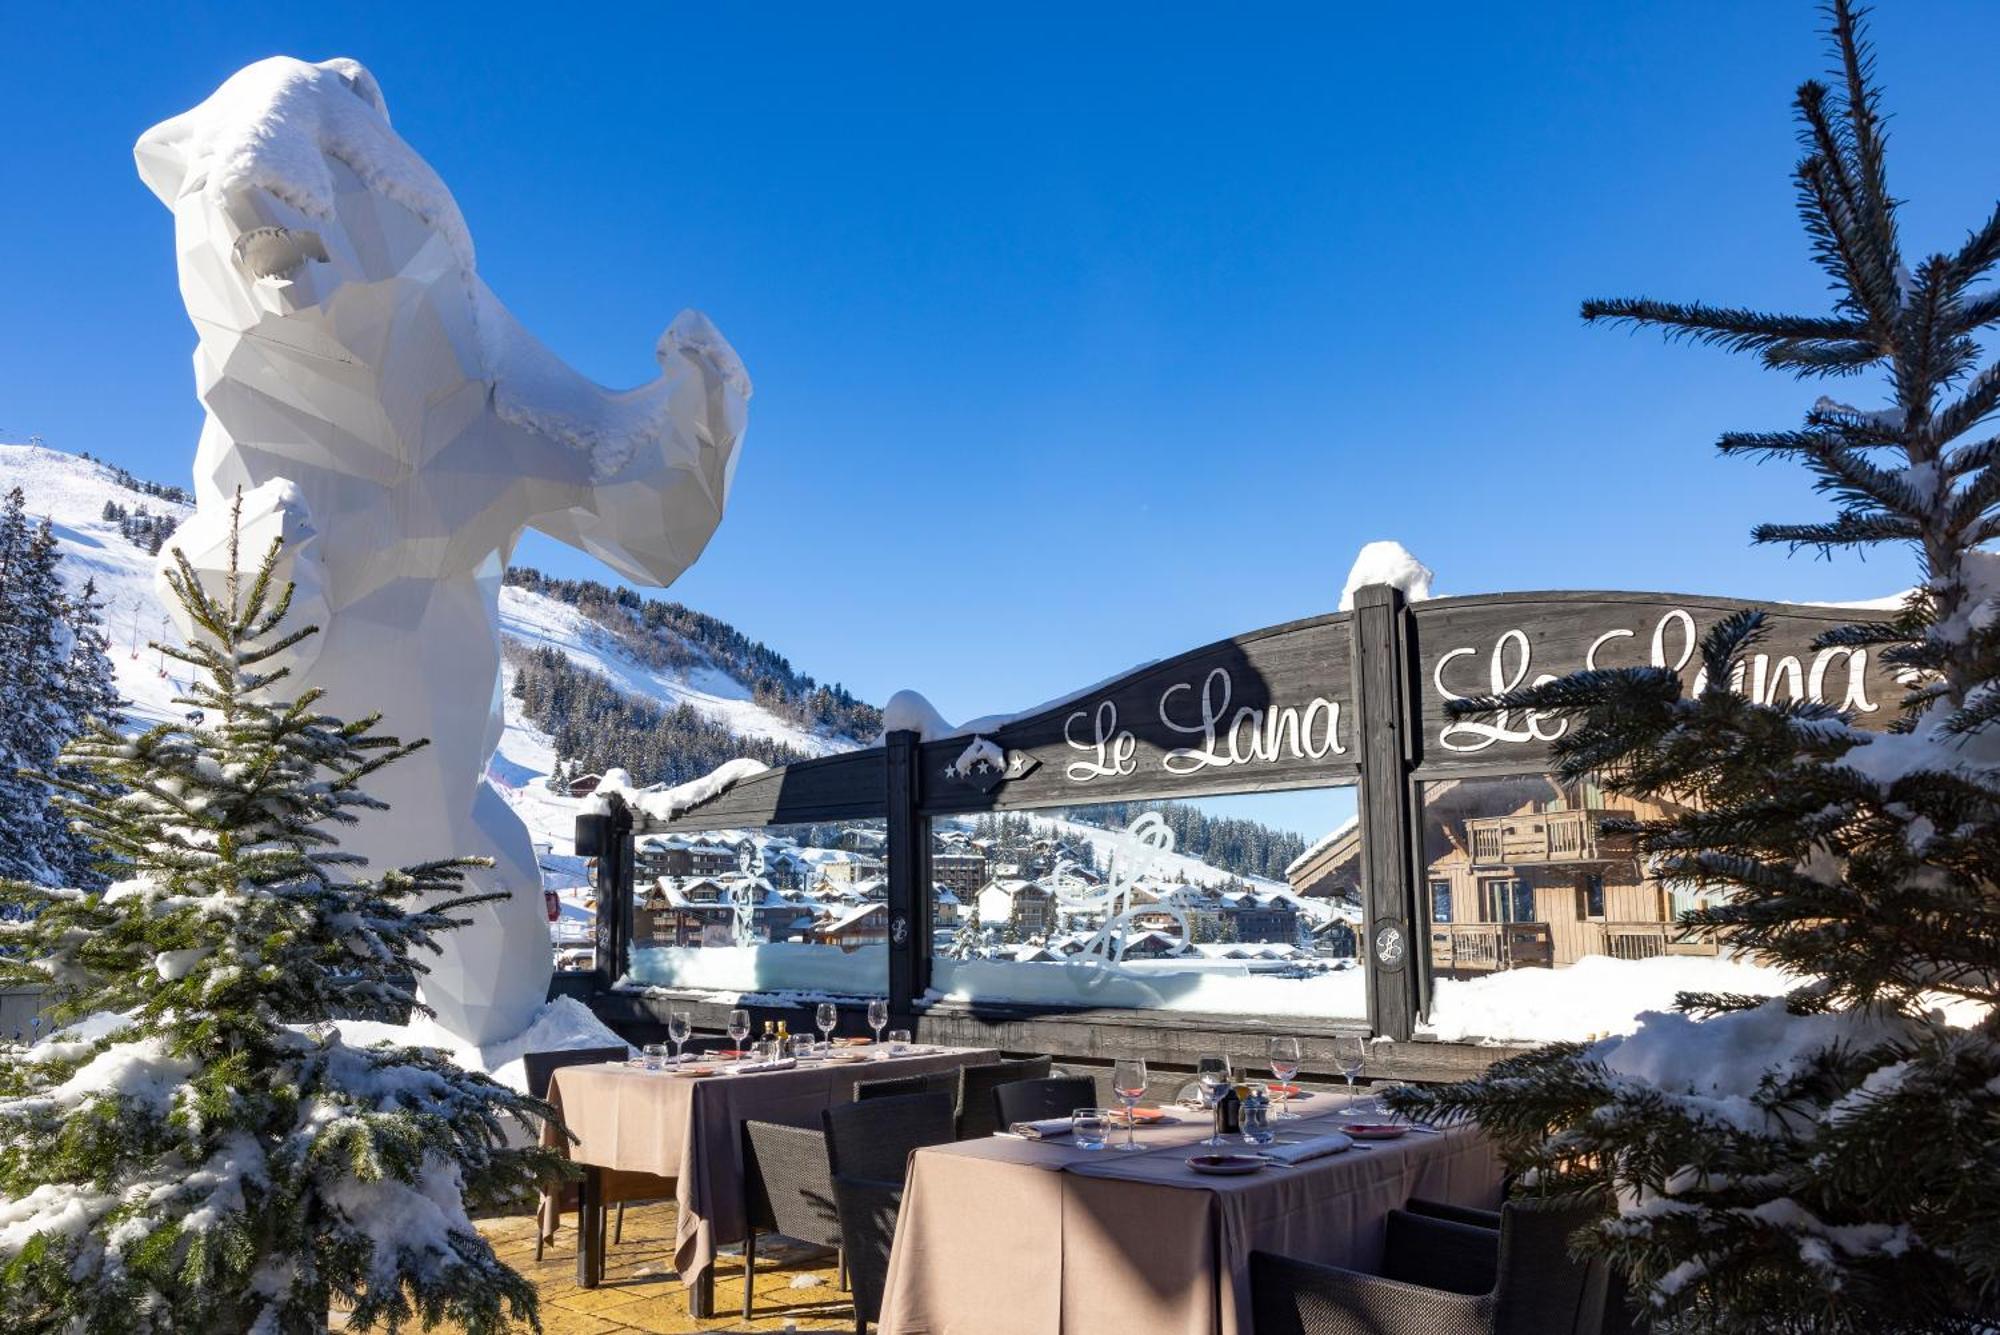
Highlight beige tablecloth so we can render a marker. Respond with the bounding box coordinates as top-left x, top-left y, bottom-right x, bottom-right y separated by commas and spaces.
878, 1094, 1503, 1335
545, 1046, 996, 1297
